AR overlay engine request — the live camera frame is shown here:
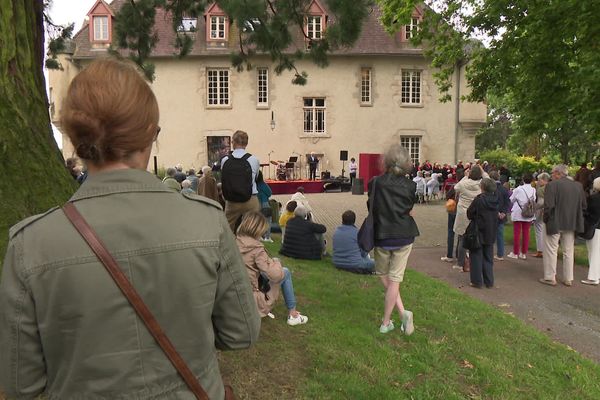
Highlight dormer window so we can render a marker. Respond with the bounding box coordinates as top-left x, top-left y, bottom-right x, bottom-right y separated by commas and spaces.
93, 16, 109, 41
205, 3, 229, 42
87, 0, 114, 44
307, 16, 322, 40
178, 16, 198, 32
405, 17, 420, 40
